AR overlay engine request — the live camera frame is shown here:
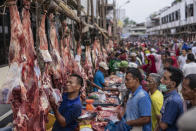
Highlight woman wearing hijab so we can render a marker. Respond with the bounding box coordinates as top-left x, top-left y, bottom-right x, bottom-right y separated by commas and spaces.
142, 55, 157, 74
